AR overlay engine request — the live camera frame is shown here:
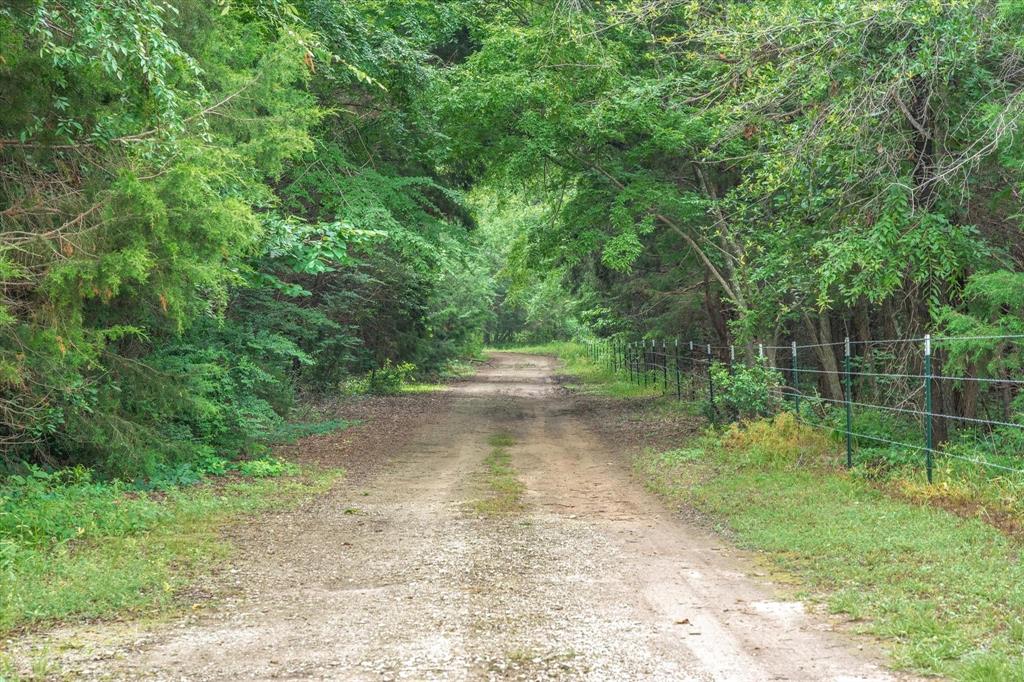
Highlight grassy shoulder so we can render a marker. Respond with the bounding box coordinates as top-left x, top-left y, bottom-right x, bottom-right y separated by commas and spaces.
489, 341, 663, 398
636, 414, 1024, 681
0, 425, 351, 639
